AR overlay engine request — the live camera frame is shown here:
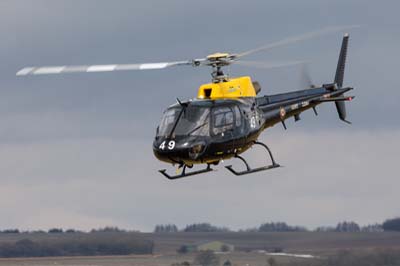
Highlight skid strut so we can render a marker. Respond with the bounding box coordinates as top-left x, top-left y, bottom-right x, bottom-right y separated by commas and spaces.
225, 141, 280, 176
159, 164, 213, 180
